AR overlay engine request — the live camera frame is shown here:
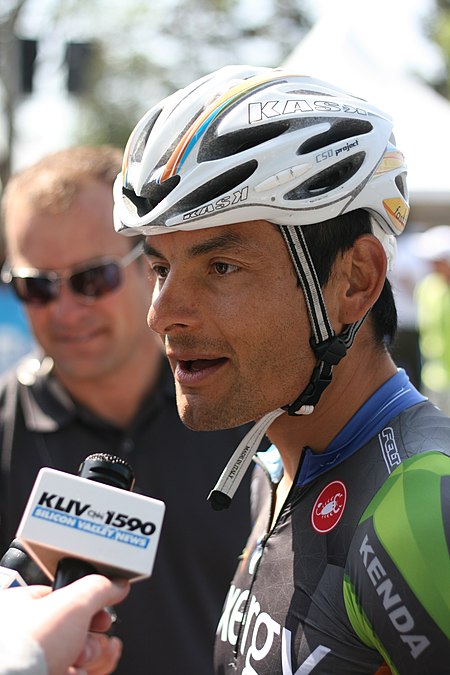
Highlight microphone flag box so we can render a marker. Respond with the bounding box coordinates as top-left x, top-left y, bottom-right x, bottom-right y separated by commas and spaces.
16, 468, 165, 582
0, 568, 27, 589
